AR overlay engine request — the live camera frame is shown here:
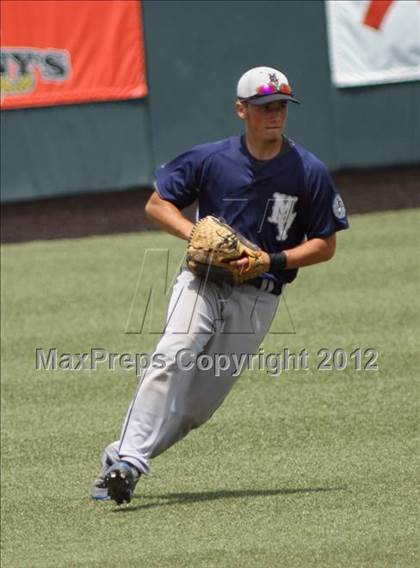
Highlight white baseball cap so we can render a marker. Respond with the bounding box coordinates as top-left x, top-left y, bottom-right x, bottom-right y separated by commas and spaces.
237, 66, 300, 105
